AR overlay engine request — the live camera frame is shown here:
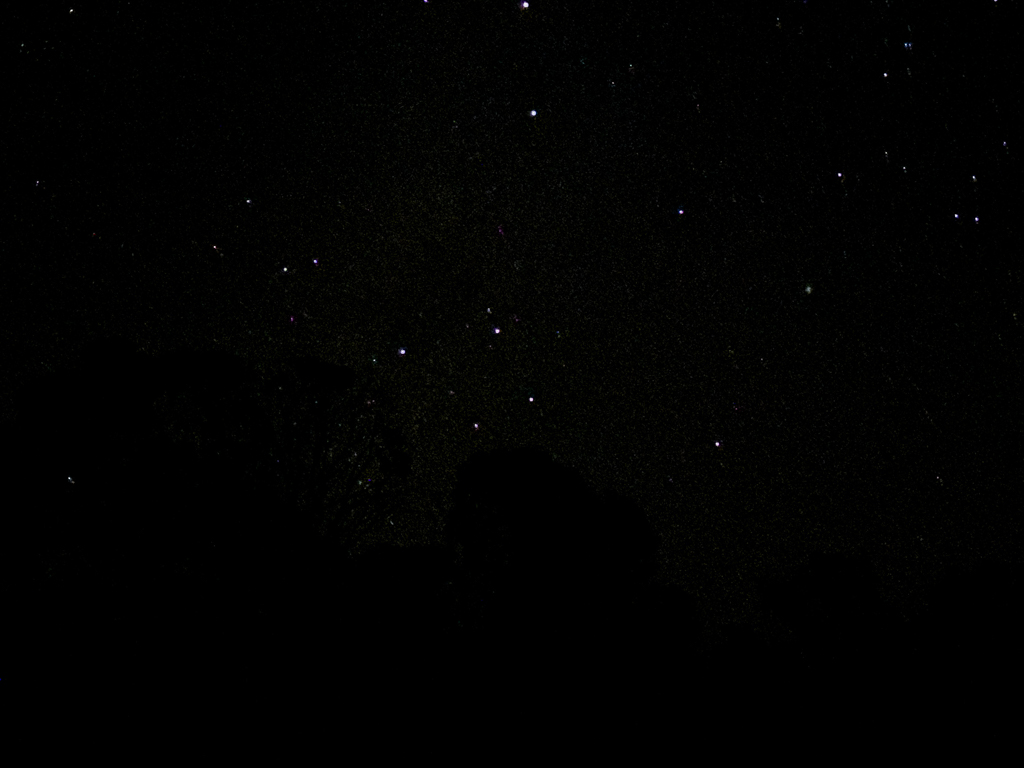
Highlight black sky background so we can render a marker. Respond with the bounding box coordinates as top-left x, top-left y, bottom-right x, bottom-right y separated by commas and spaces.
3, 0, 1021, 708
